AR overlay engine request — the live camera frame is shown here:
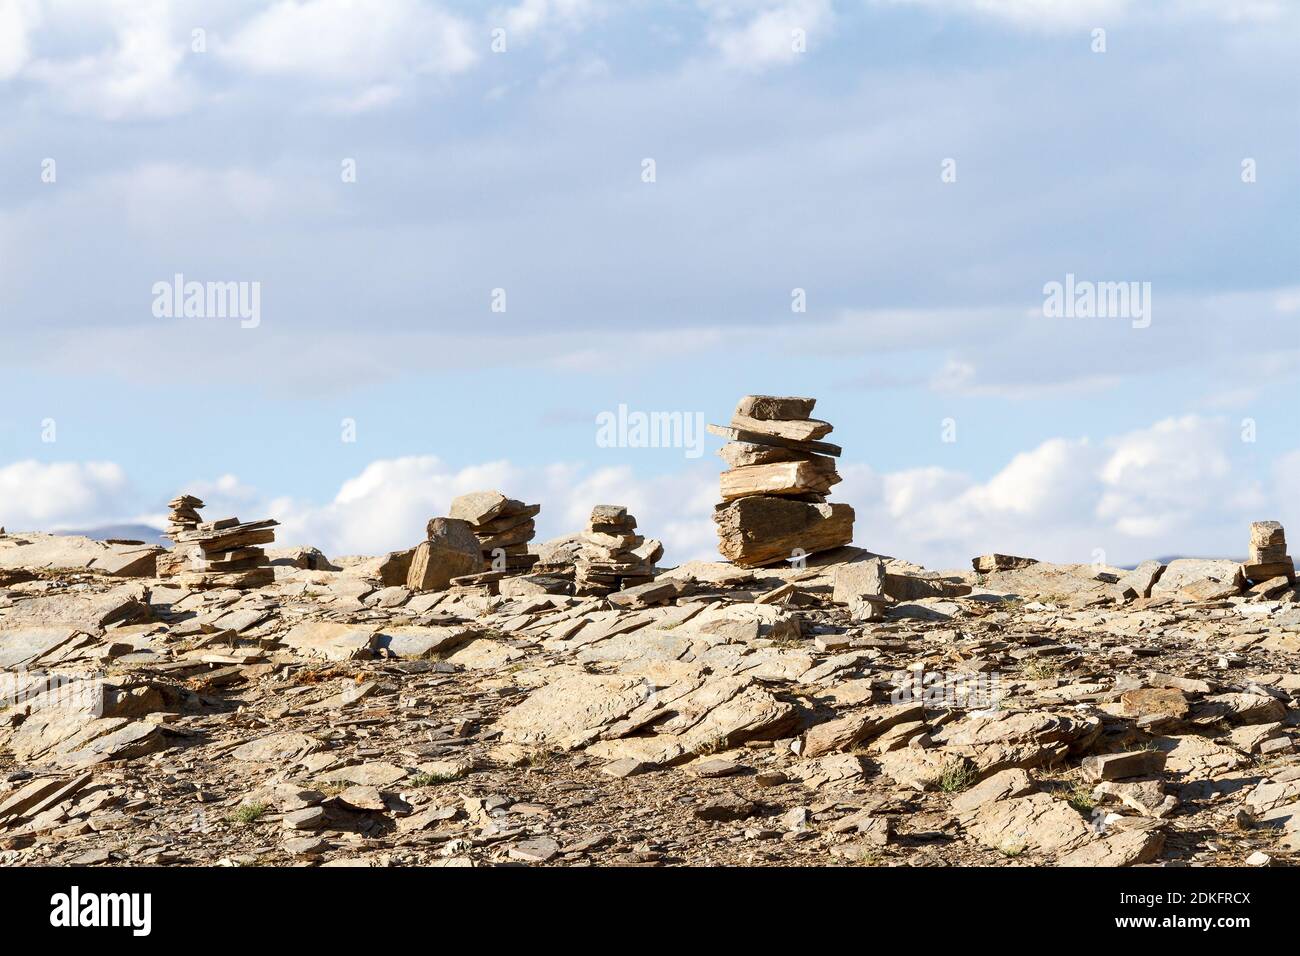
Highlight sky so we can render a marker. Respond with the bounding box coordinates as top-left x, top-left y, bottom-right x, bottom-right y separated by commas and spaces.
1, 0, 1298, 570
